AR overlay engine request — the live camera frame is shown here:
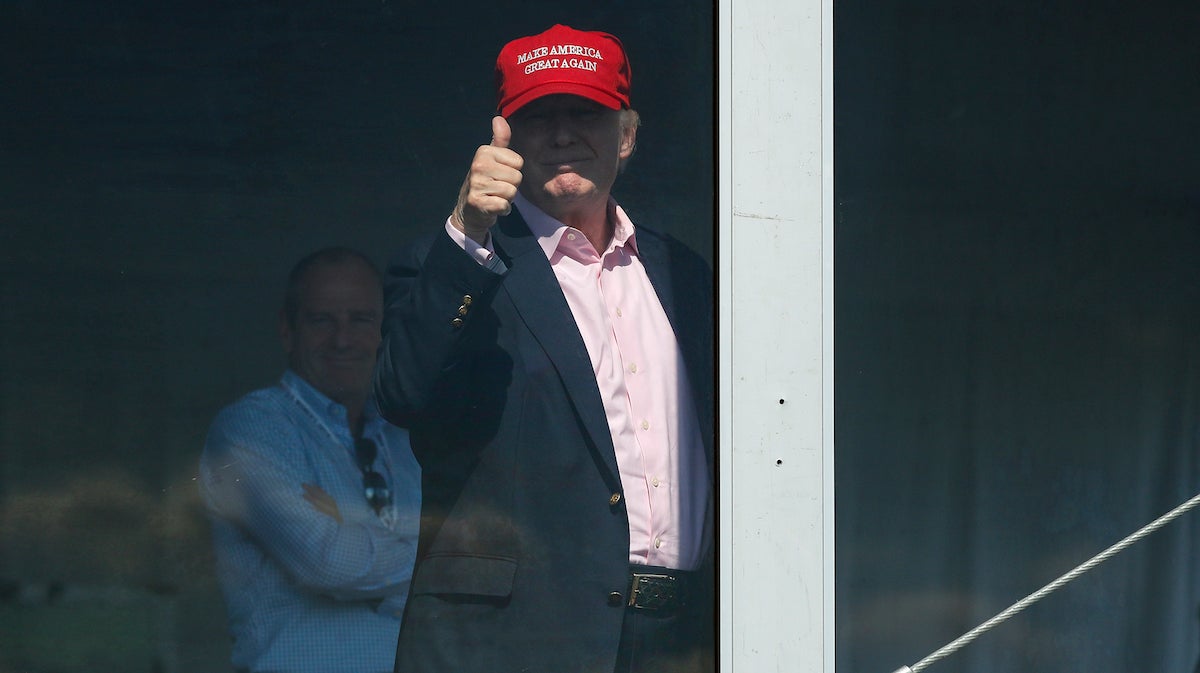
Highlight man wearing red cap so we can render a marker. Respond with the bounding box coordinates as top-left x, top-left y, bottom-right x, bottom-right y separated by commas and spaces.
375, 24, 713, 673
